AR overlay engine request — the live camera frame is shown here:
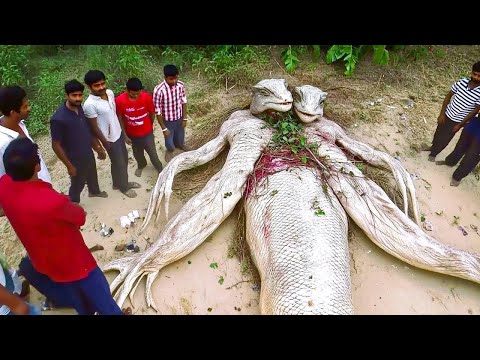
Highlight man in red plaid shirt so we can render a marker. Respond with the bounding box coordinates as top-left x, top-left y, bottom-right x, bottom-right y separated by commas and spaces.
153, 64, 189, 162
